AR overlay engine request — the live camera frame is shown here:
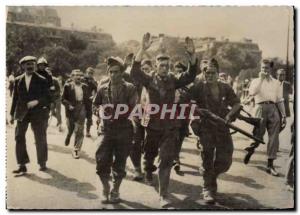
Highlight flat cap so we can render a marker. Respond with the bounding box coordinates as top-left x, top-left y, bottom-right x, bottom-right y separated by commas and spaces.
37, 57, 48, 65
174, 61, 187, 71
19, 56, 37, 65
156, 53, 170, 62
86, 67, 95, 73
107, 56, 125, 69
